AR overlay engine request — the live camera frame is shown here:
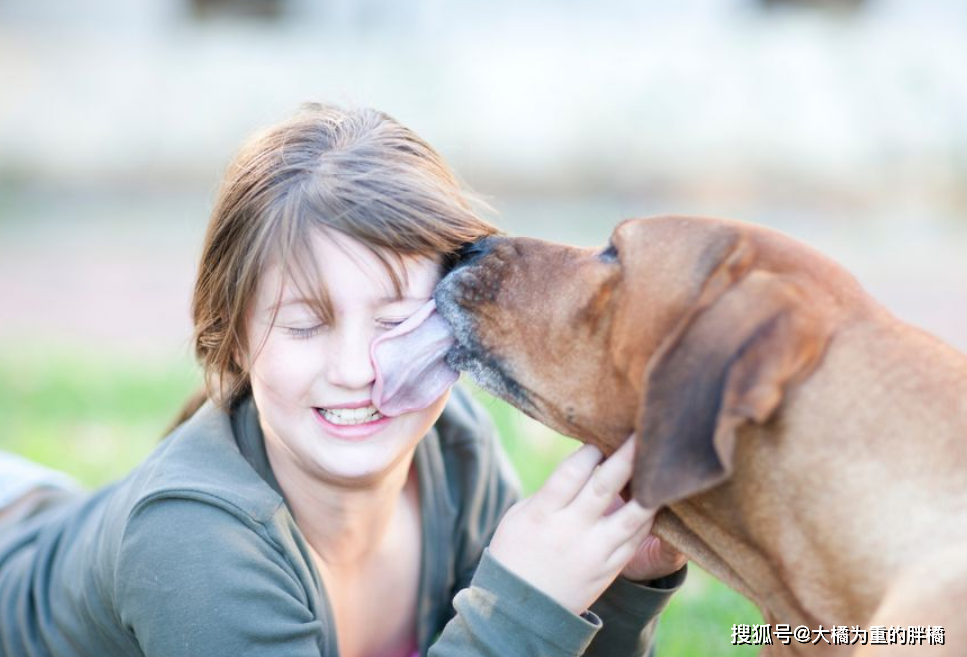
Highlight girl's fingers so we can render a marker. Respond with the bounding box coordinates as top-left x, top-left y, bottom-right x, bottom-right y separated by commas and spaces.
603, 494, 624, 516
601, 497, 655, 549
607, 523, 658, 571
534, 444, 604, 510
573, 436, 636, 515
